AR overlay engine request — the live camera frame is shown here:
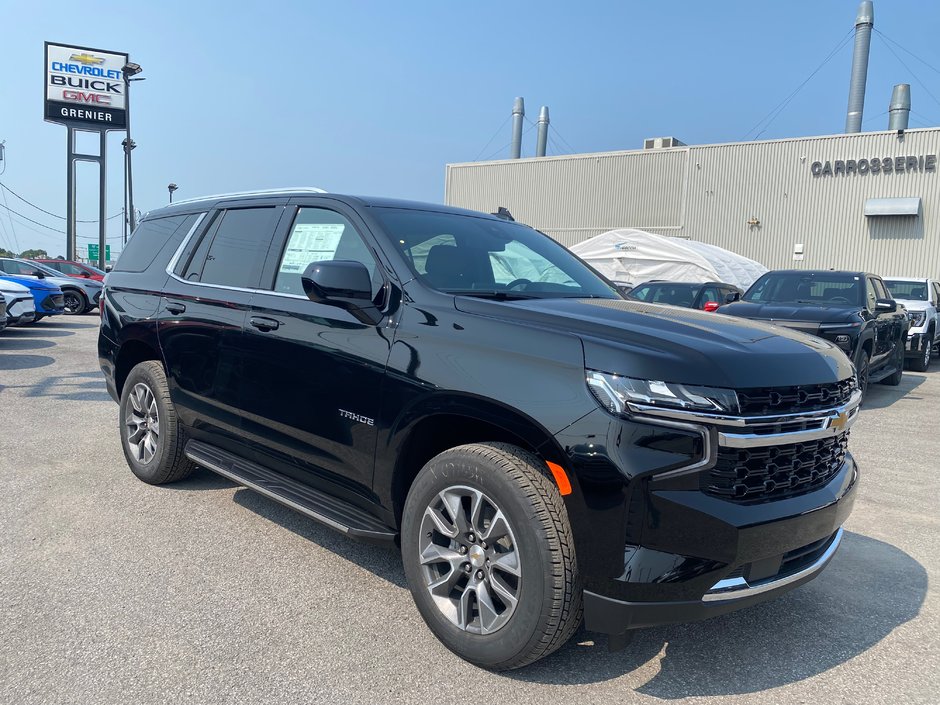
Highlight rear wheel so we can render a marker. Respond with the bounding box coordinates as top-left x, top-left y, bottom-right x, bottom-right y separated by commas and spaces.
401, 443, 581, 670
119, 360, 196, 484
62, 289, 87, 315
